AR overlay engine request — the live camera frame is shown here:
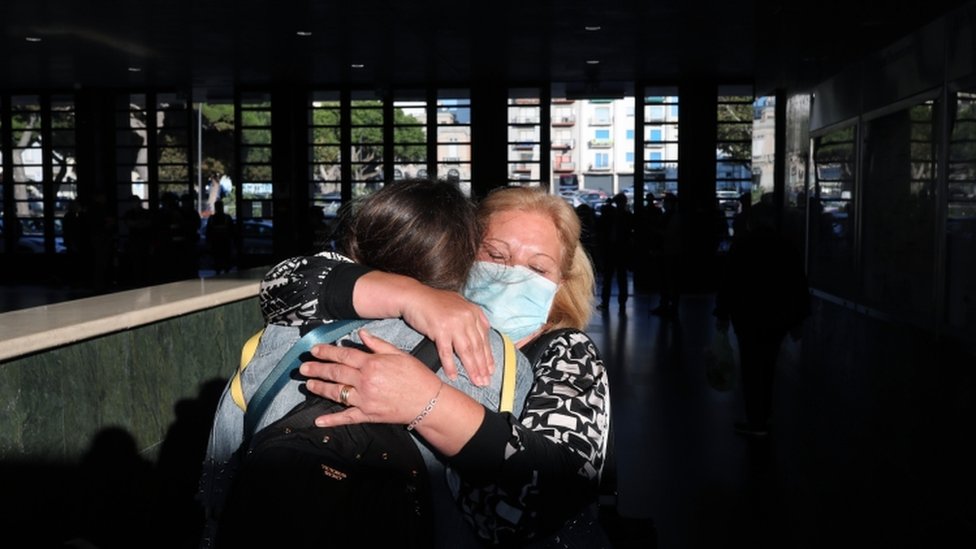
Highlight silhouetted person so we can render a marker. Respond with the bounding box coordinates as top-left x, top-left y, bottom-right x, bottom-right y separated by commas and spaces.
714, 206, 810, 437
120, 195, 154, 286
633, 192, 664, 294
732, 192, 753, 240
708, 197, 730, 254
179, 193, 202, 278
206, 200, 235, 274
575, 202, 598, 271
154, 192, 184, 282
84, 193, 117, 291
652, 192, 682, 318
62, 200, 85, 285
597, 193, 633, 311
